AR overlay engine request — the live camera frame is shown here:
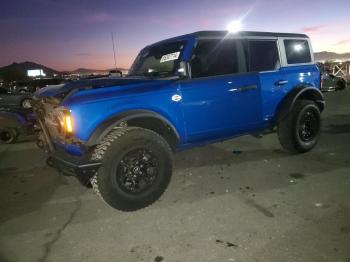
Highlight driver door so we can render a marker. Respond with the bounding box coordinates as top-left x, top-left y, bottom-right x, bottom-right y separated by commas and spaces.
179, 38, 262, 143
